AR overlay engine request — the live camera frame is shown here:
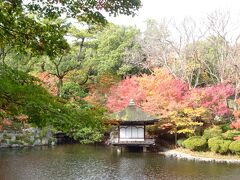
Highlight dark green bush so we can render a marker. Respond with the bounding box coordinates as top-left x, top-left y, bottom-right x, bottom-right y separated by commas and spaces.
182, 136, 207, 151
208, 137, 232, 154
222, 130, 240, 140
73, 127, 103, 144
203, 126, 222, 140
229, 140, 240, 155
221, 123, 231, 132
61, 82, 87, 99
